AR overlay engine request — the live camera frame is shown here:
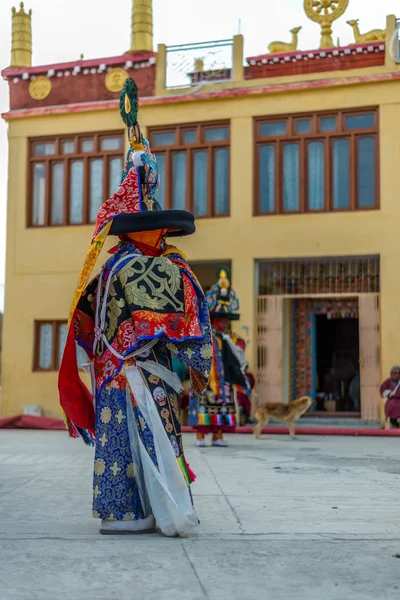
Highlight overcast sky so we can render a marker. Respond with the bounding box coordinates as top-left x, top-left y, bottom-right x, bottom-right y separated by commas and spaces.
0, 0, 397, 309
